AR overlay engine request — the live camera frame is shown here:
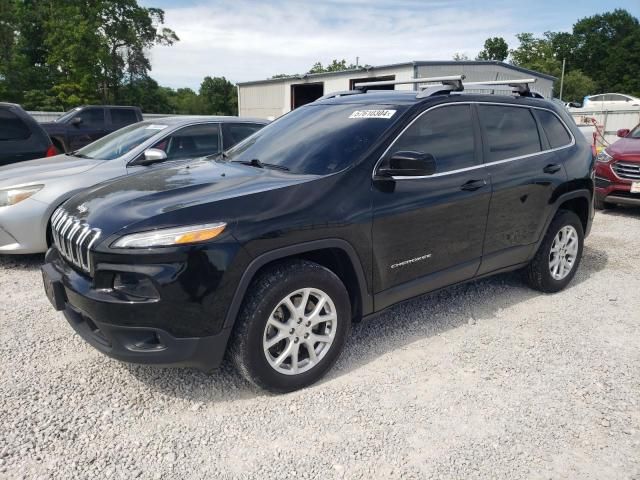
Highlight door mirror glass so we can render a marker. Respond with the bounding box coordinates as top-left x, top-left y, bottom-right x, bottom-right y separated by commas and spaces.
568, 102, 582, 108
71, 117, 82, 126
139, 148, 168, 166
379, 151, 436, 177
617, 128, 630, 138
